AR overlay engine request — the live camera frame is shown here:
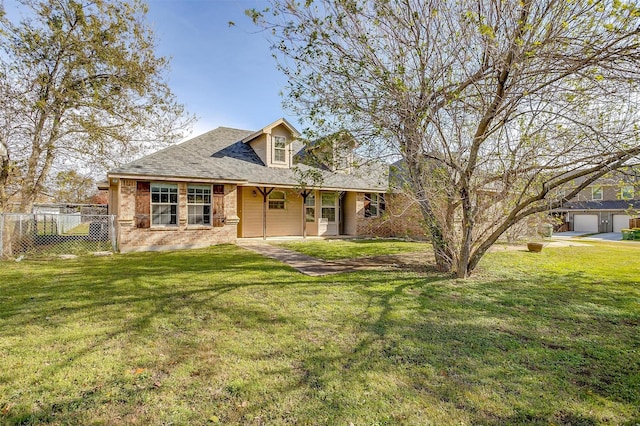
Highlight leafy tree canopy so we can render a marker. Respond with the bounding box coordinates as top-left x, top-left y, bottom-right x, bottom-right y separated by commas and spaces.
0, 0, 194, 212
